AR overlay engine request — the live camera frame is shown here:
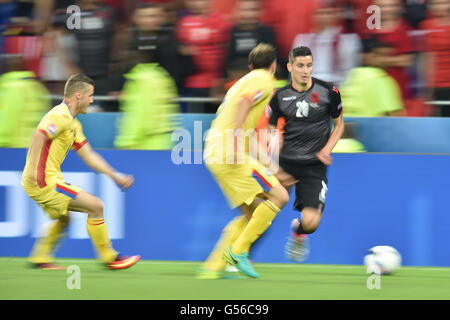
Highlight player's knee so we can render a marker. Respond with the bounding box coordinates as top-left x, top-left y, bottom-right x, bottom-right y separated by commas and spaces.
90, 199, 104, 217
58, 215, 70, 228
269, 185, 289, 208
302, 211, 321, 233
